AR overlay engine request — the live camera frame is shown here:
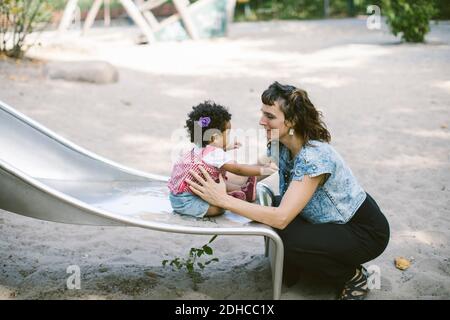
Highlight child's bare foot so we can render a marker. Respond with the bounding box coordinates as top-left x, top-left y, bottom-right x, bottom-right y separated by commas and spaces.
205, 206, 224, 217
228, 190, 246, 201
